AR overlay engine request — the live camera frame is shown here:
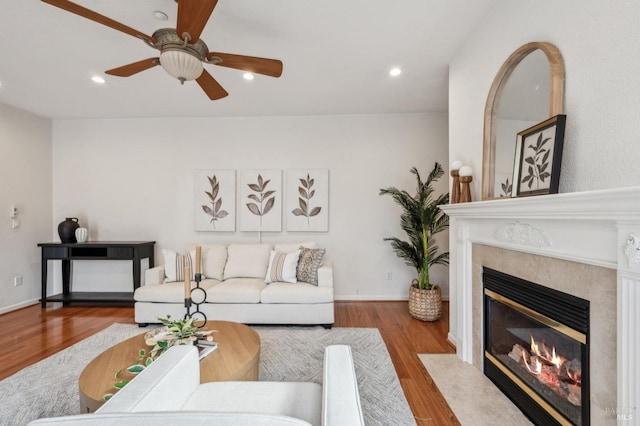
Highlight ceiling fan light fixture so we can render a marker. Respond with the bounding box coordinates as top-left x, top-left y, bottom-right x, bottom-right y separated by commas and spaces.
159, 49, 204, 84
243, 72, 255, 81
